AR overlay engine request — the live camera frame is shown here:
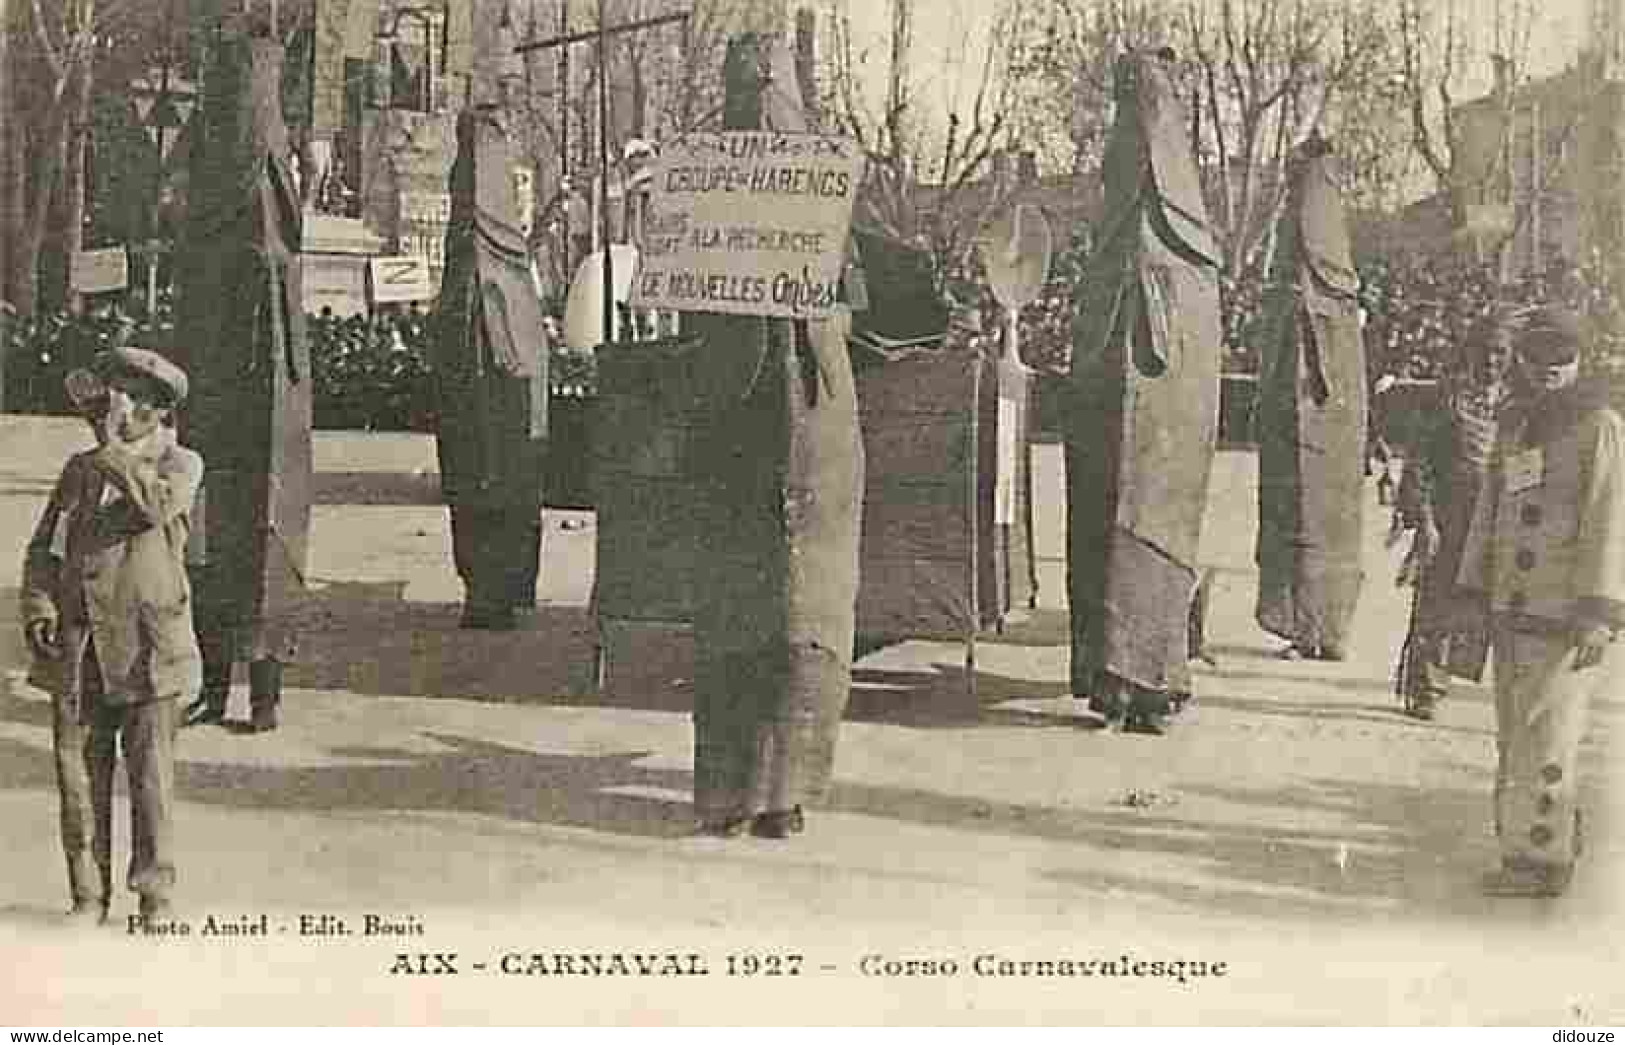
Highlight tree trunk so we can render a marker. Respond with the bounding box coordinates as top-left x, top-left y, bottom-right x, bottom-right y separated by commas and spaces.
16, 99, 71, 318
54, 52, 94, 316
10, 0, 92, 320
0, 0, 11, 408
1, 0, 27, 320
1581, 72, 1625, 368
